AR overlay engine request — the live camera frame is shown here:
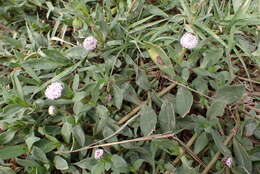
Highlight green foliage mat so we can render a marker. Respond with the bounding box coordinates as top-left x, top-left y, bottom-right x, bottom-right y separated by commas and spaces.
0, 0, 260, 173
